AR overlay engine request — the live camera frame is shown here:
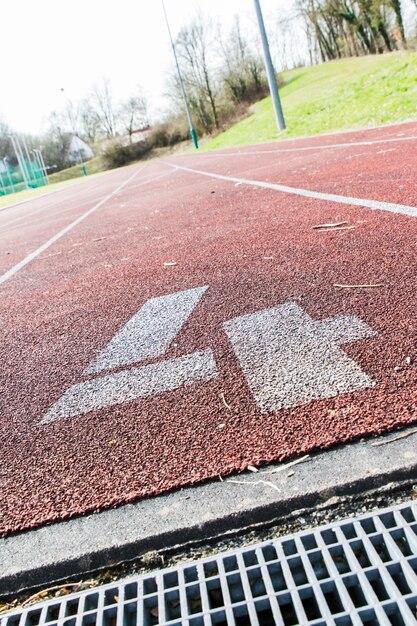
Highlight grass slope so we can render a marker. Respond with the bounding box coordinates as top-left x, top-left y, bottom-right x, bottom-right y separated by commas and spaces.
203, 52, 417, 151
